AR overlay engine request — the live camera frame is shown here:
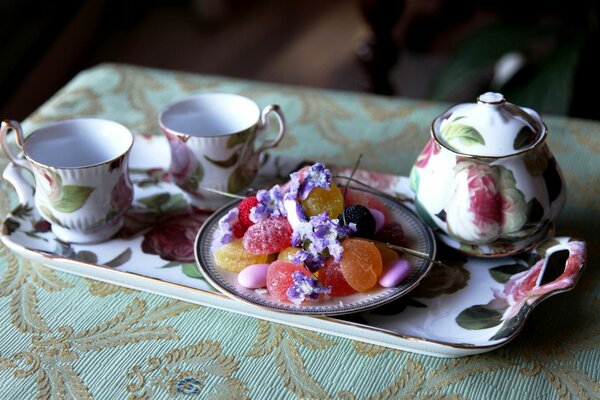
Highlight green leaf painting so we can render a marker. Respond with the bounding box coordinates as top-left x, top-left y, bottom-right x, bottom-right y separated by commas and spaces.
489, 263, 529, 284
440, 123, 485, 147
138, 193, 187, 213
226, 130, 253, 148
408, 166, 419, 194
181, 263, 203, 279
542, 157, 563, 203
513, 126, 537, 150
228, 166, 252, 193
52, 185, 94, 213
2, 218, 20, 235
456, 305, 503, 330
76, 250, 98, 264
159, 262, 203, 280
105, 248, 133, 268
204, 152, 239, 168
39, 205, 62, 226
188, 163, 204, 190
